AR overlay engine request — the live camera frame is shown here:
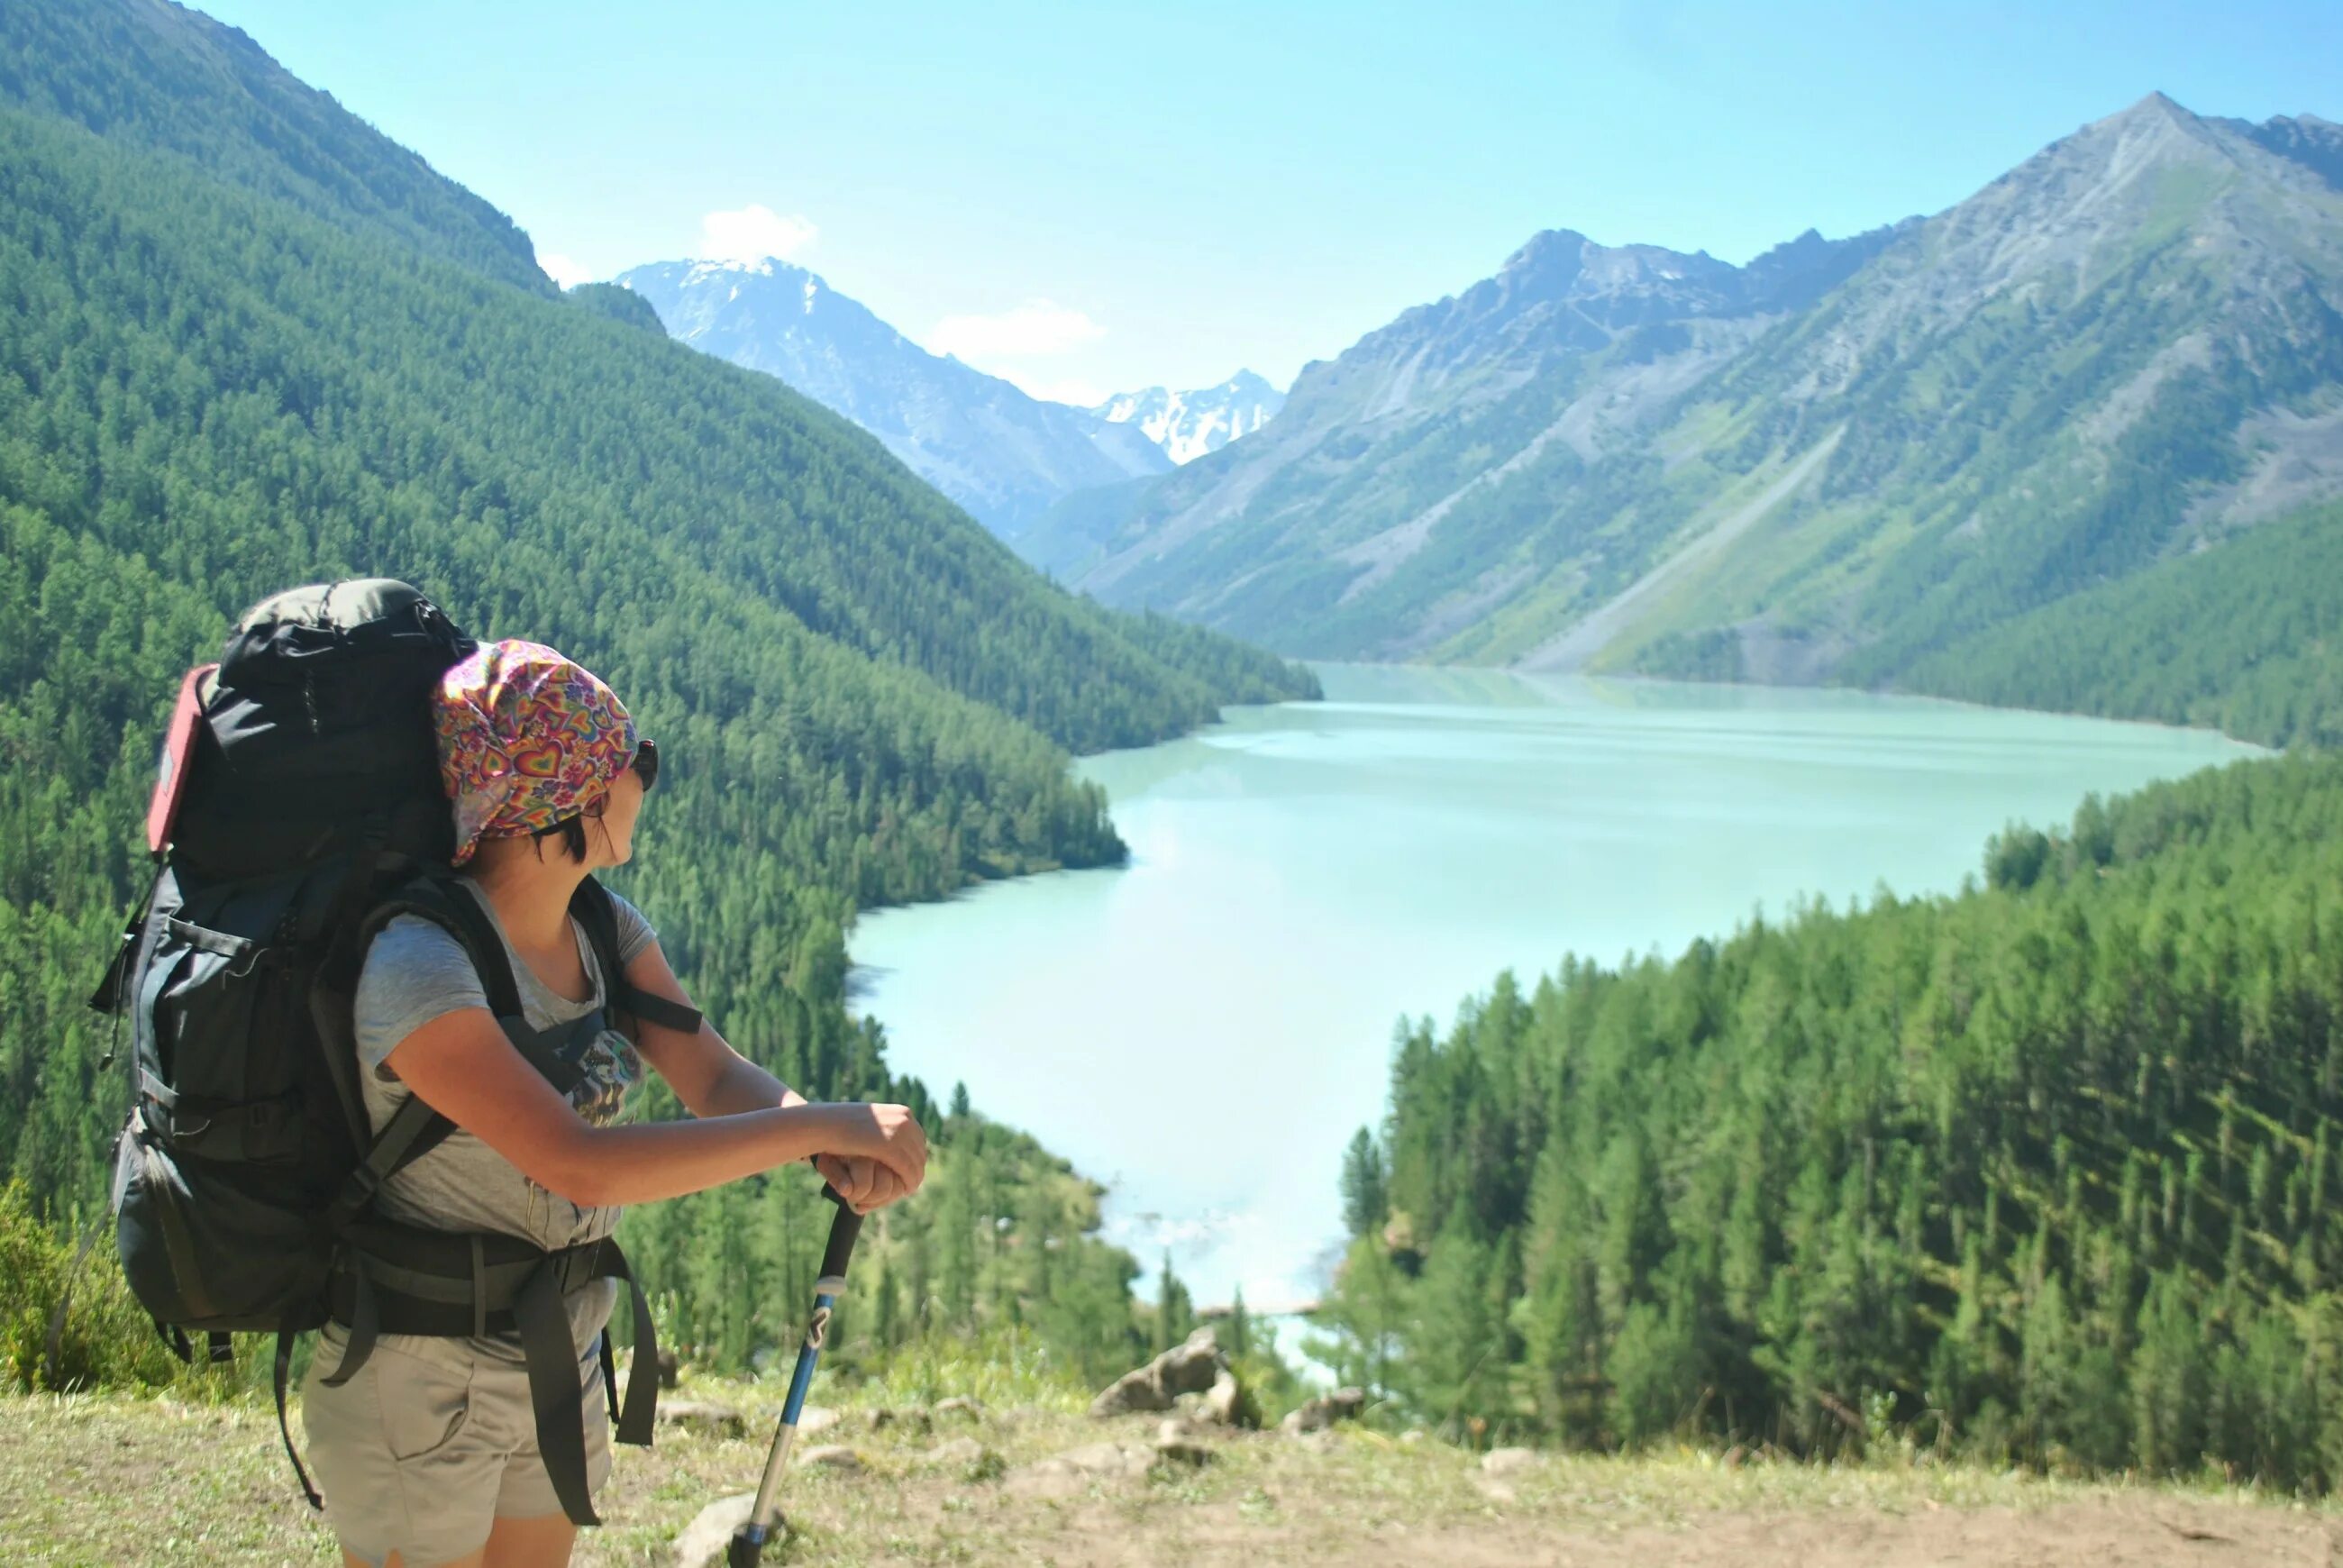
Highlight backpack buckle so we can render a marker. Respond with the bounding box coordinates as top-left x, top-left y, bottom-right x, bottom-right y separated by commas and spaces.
551, 1242, 605, 1296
